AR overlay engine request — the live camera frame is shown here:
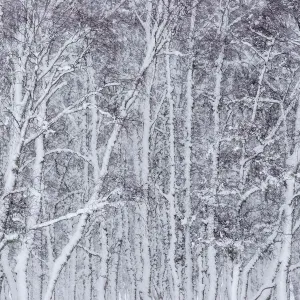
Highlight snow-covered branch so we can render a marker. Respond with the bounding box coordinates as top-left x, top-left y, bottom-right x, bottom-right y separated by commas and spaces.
31, 191, 122, 230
